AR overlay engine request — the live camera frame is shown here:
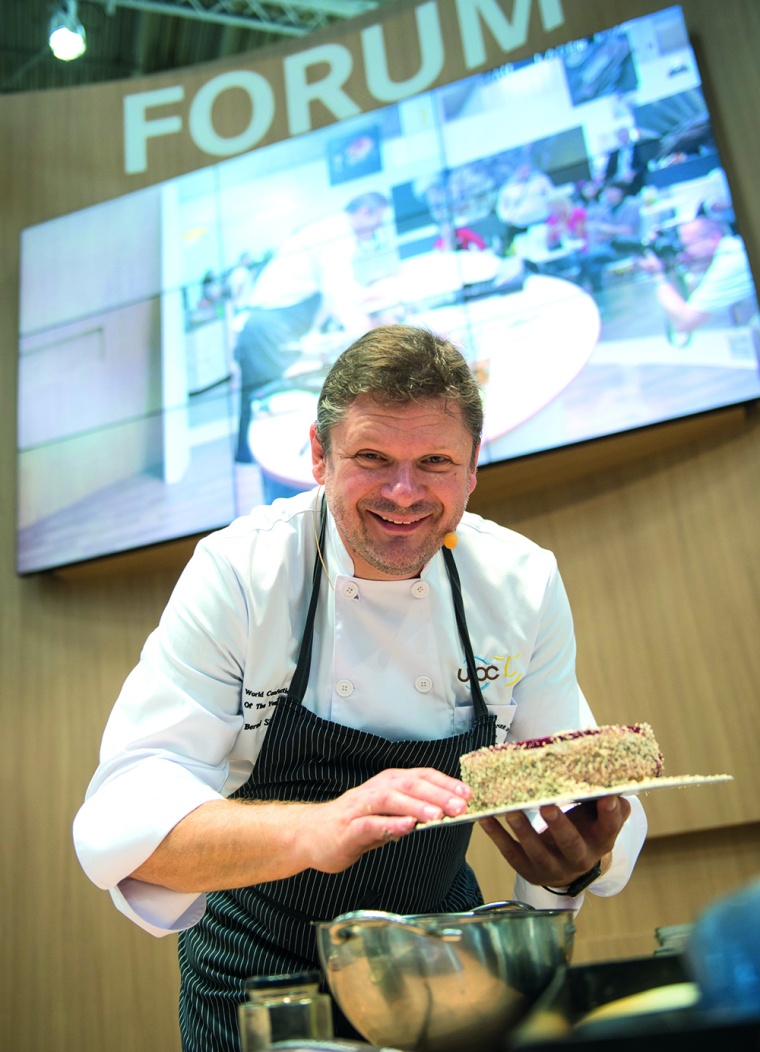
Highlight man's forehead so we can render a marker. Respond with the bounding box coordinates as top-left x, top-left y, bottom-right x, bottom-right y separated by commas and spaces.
343, 394, 464, 425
